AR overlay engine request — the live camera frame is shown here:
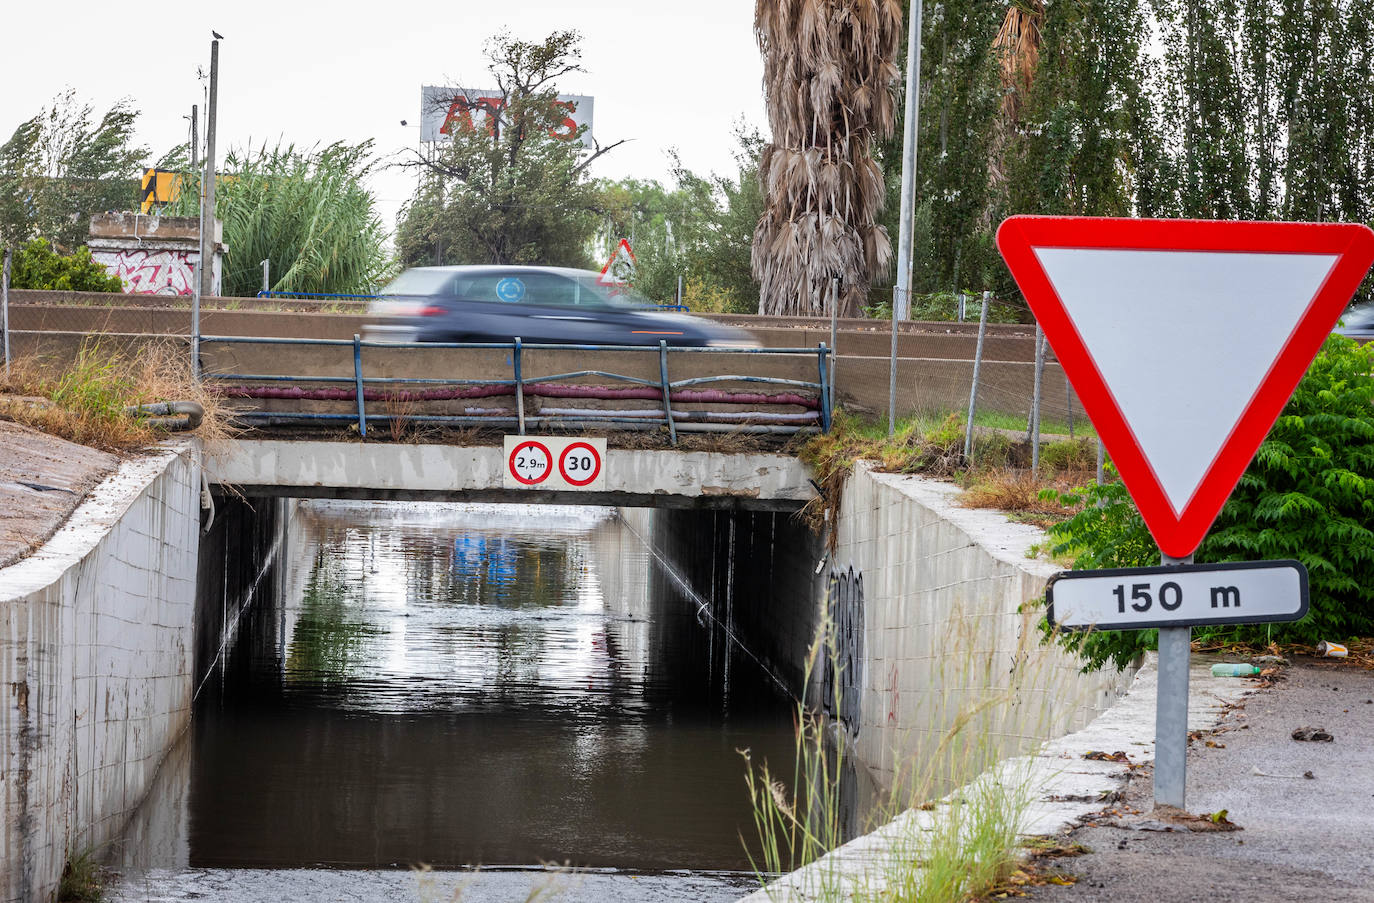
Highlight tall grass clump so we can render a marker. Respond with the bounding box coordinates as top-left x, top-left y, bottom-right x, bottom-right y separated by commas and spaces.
171, 141, 392, 297
744, 610, 1056, 902
0, 340, 234, 451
